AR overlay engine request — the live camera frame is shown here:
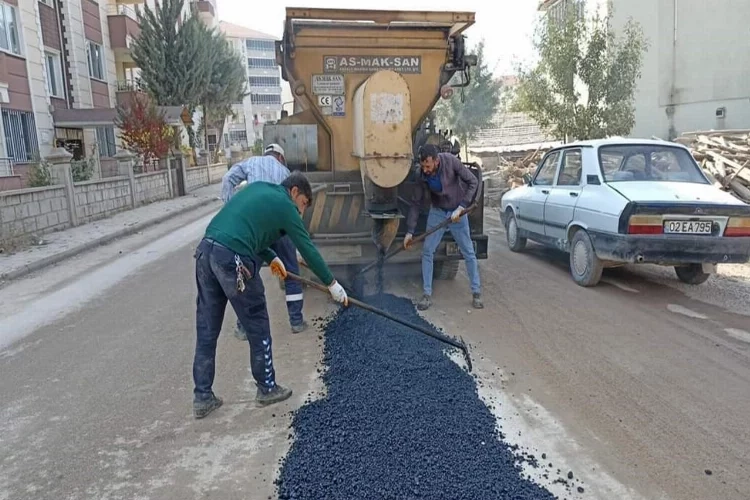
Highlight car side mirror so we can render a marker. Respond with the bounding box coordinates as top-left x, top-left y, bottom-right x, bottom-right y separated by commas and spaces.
523, 173, 533, 185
